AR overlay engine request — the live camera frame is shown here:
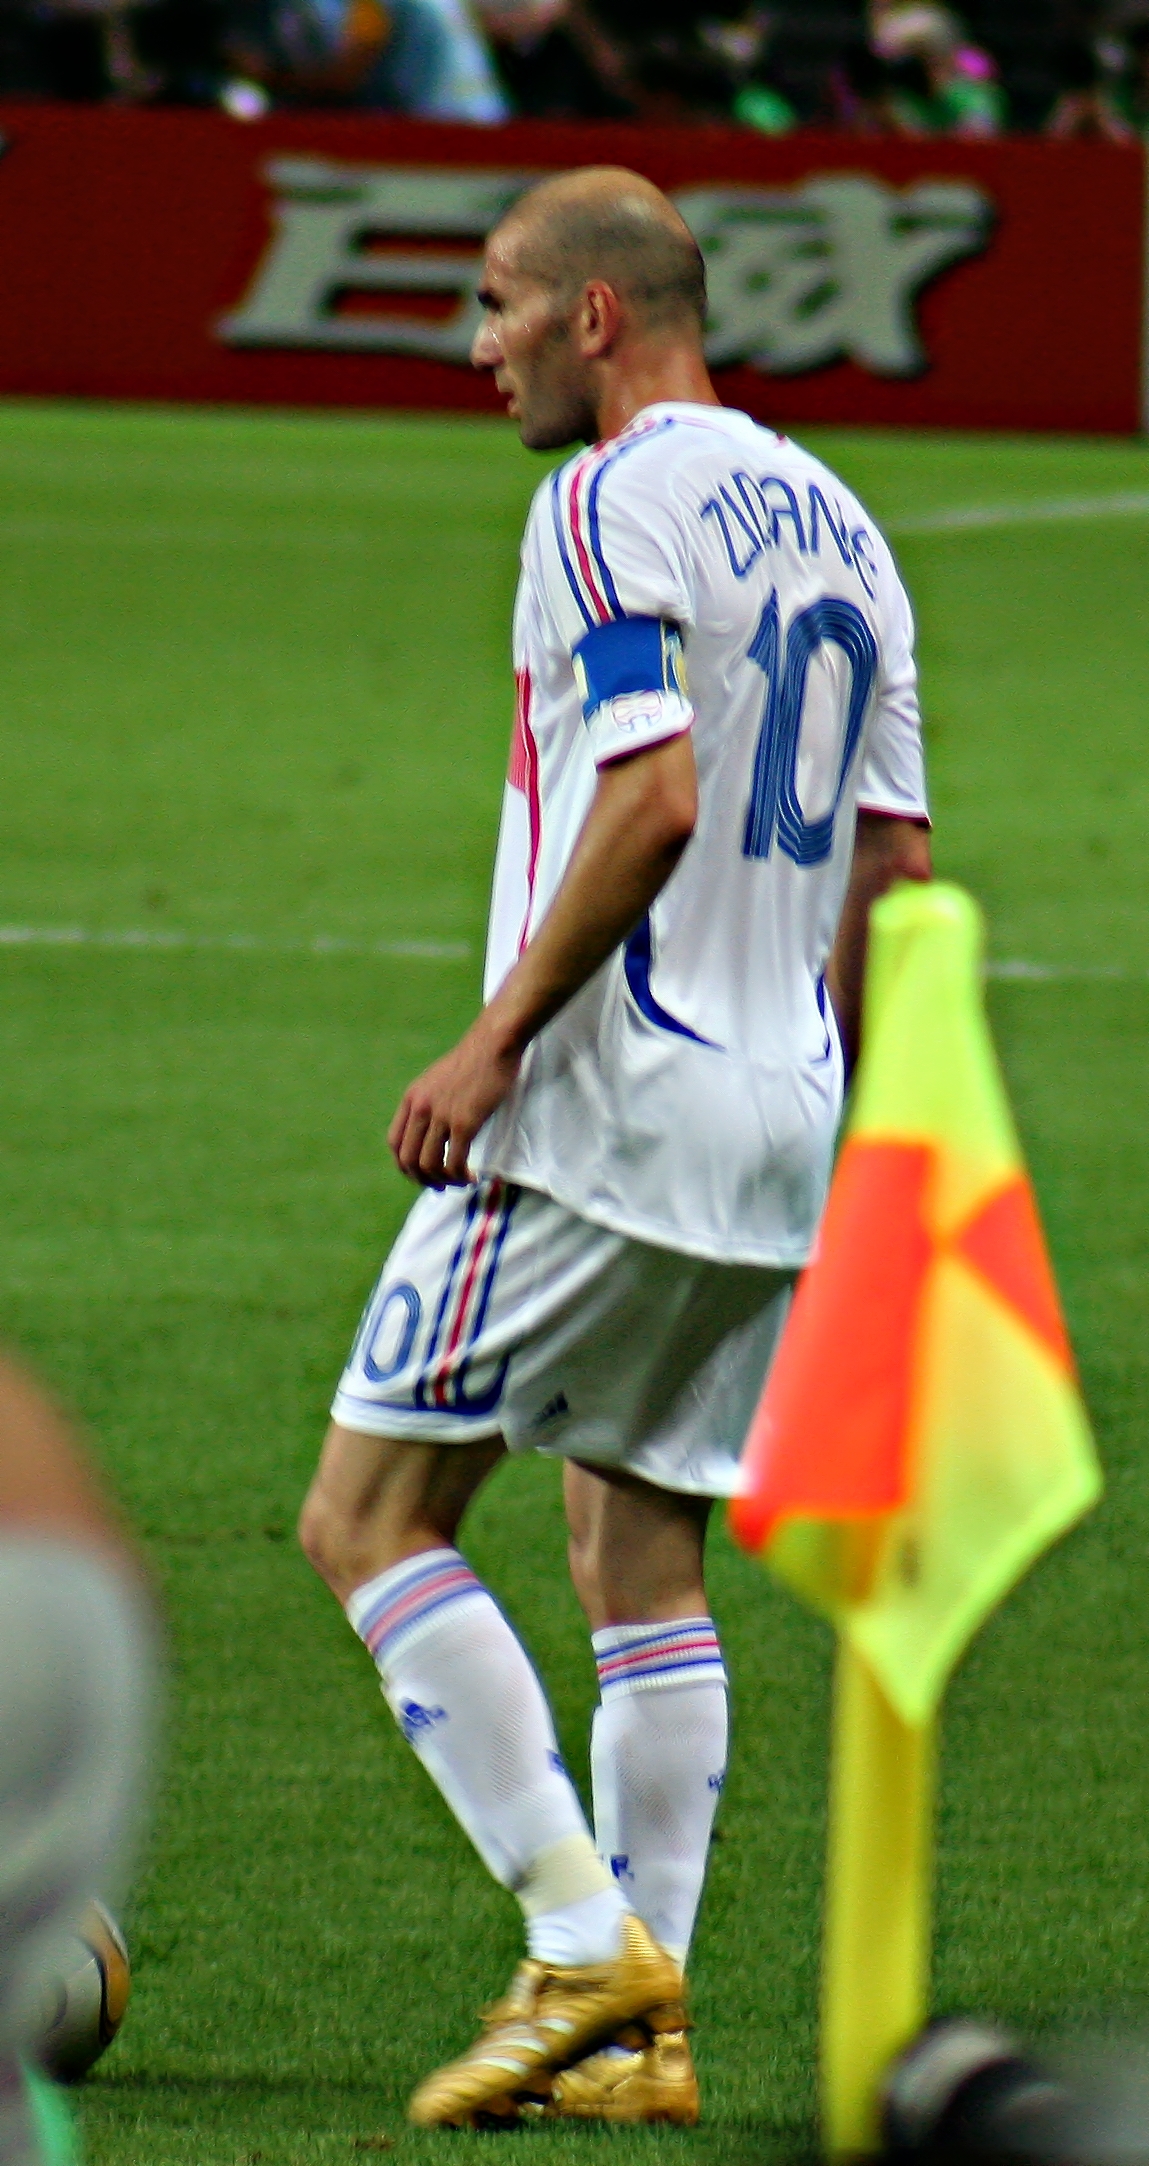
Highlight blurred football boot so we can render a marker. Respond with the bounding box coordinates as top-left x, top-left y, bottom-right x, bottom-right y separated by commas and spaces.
543, 2000, 700, 2125
407, 1916, 681, 2128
